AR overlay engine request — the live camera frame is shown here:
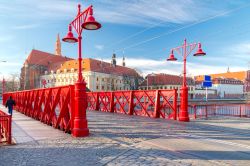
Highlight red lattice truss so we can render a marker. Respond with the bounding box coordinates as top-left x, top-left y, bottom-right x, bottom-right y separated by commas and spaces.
87, 89, 178, 120
3, 85, 75, 133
